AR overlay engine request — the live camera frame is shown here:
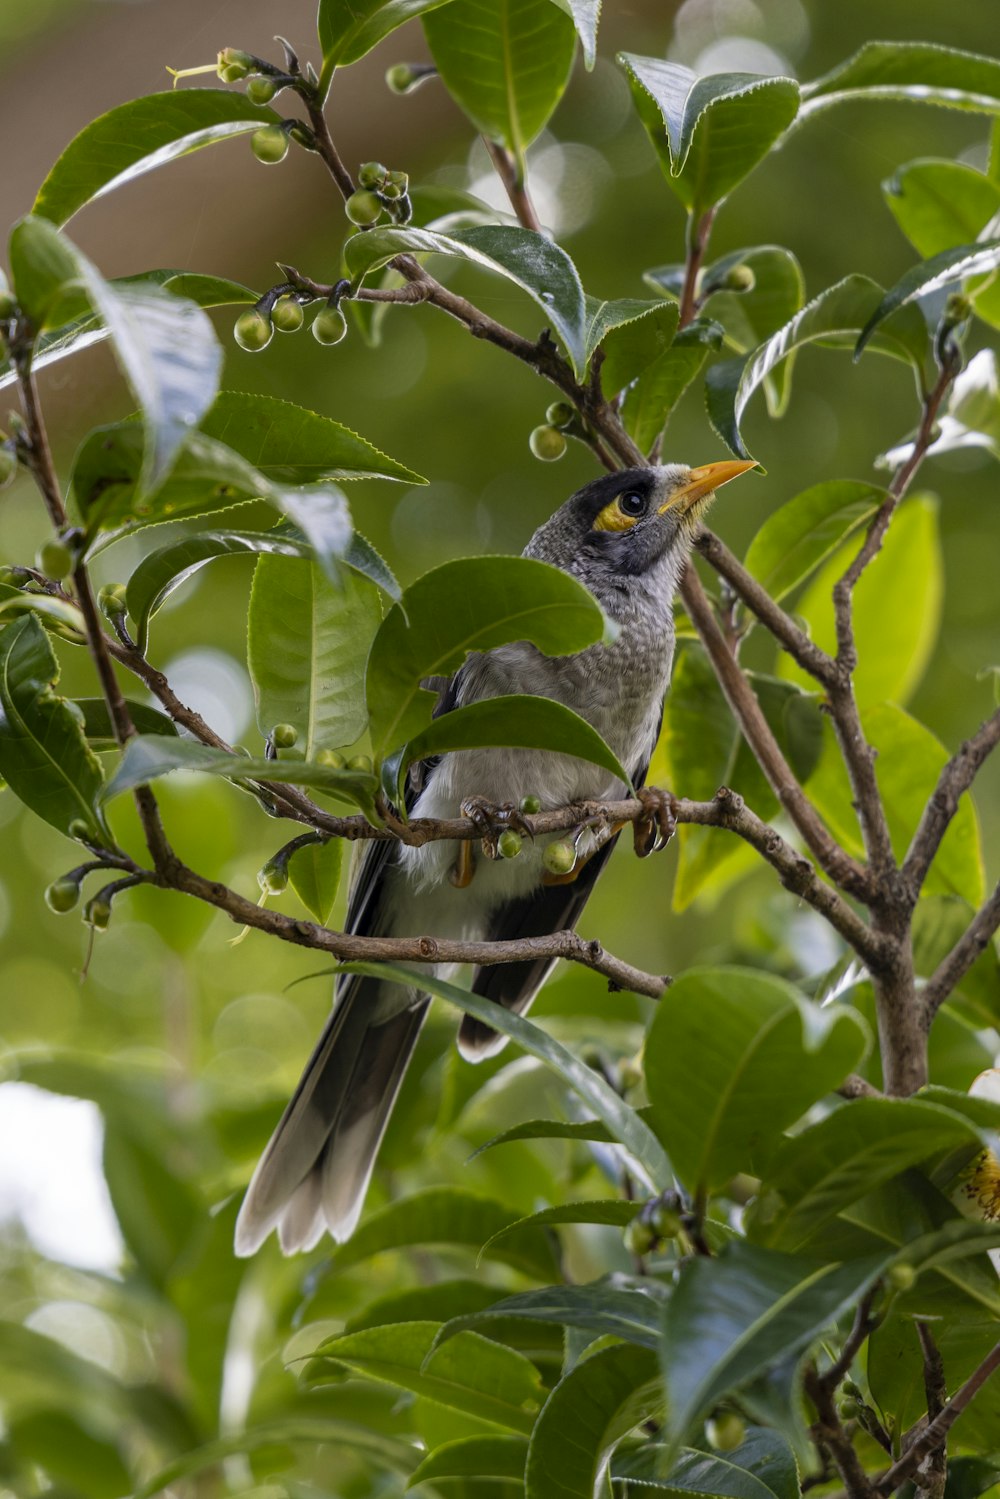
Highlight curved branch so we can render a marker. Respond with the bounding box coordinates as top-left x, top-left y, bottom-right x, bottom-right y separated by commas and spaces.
903, 707, 1000, 901
875, 1339, 1000, 1495
922, 878, 1000, 1026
